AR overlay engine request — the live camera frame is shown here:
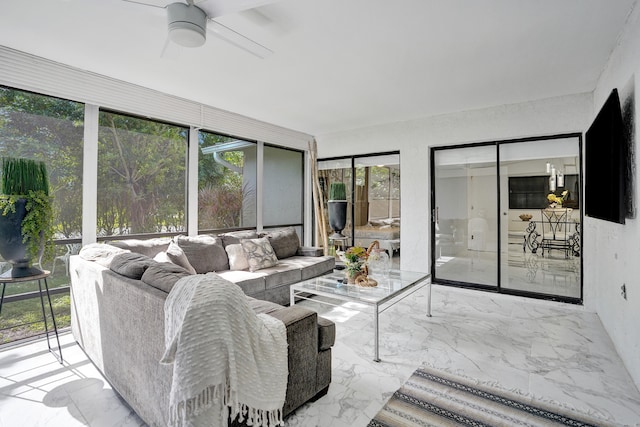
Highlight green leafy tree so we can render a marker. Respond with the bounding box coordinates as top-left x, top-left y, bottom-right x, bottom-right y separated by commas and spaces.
198, 131, 251, 230
97, 112, 187, 235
